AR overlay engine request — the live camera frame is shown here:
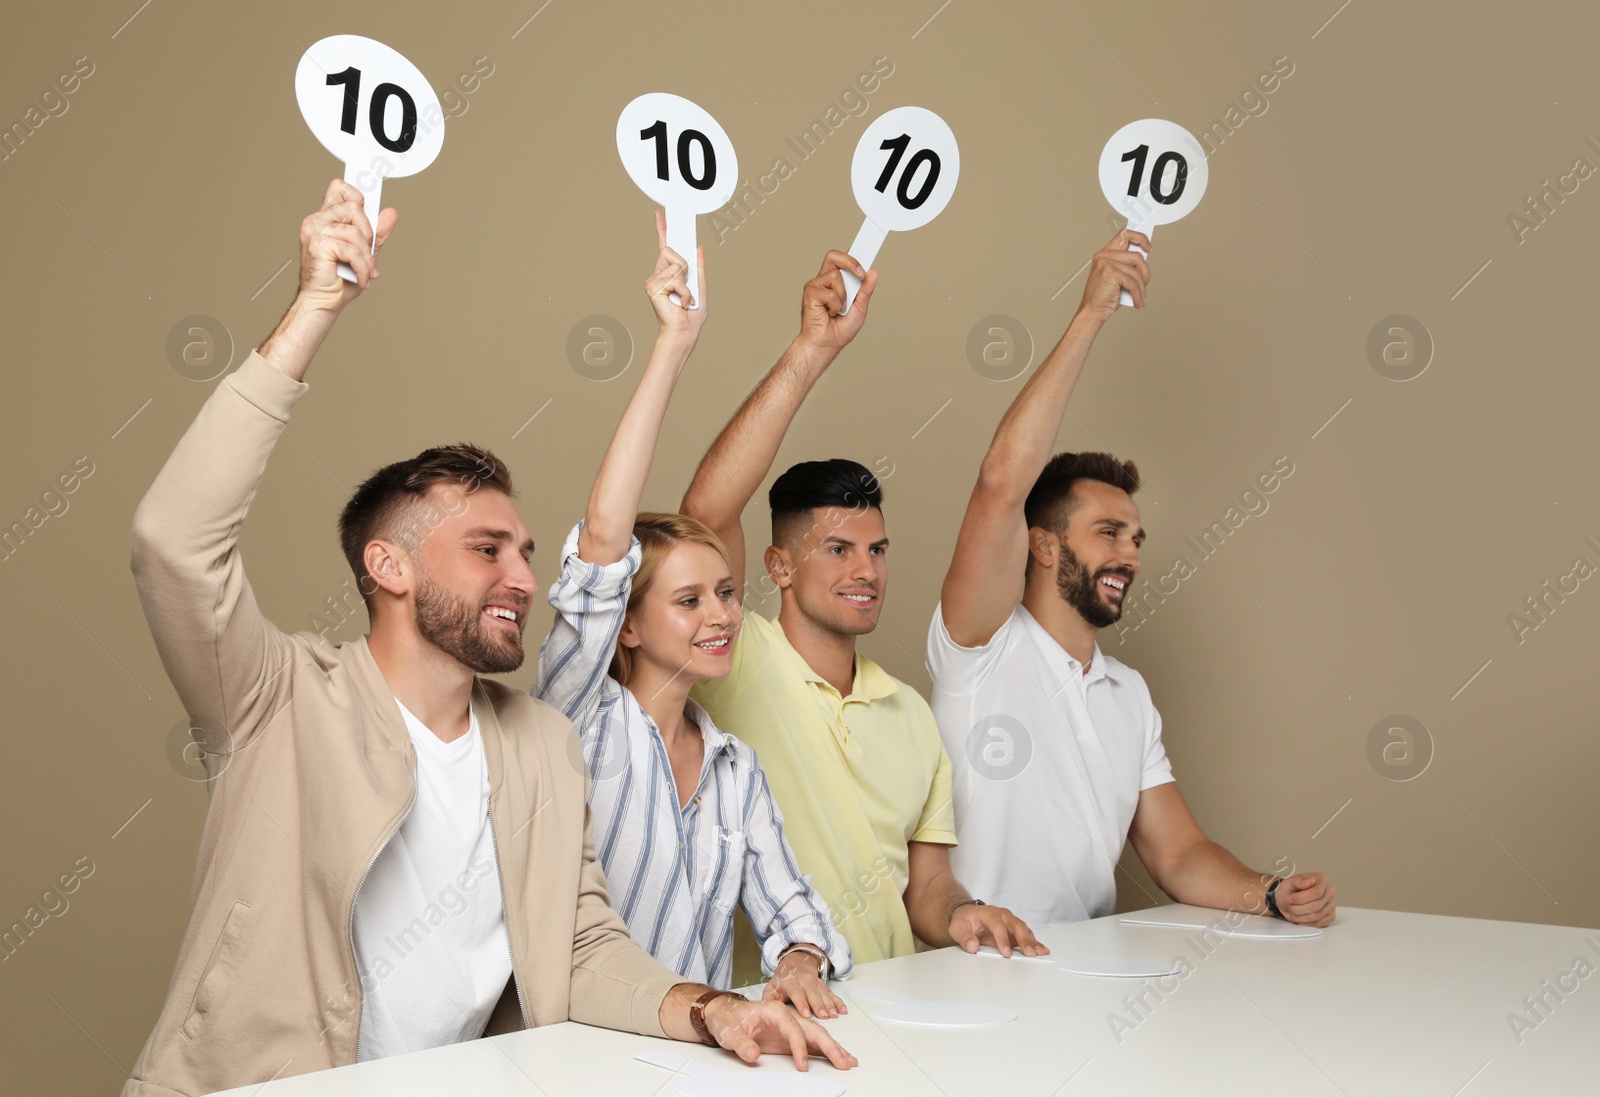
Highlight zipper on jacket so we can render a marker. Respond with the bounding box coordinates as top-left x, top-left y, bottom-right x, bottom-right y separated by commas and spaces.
487, 798, 531, 1029
345, 745, 417, 1064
